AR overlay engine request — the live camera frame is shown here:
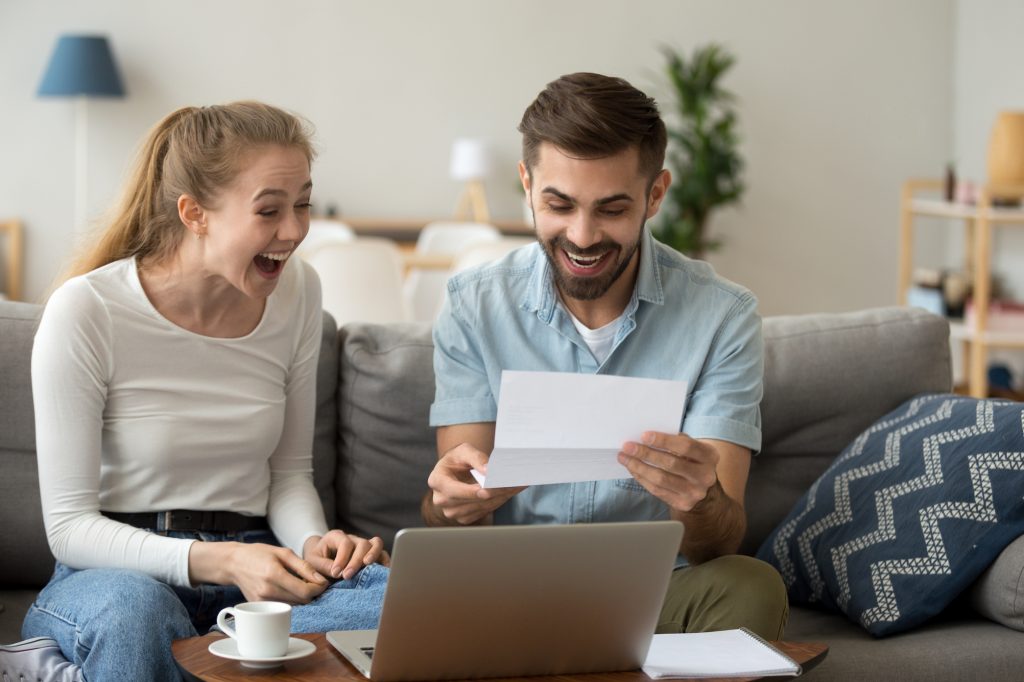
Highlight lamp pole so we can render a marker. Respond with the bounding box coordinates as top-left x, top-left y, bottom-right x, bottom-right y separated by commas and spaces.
75, 95, 88, 234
